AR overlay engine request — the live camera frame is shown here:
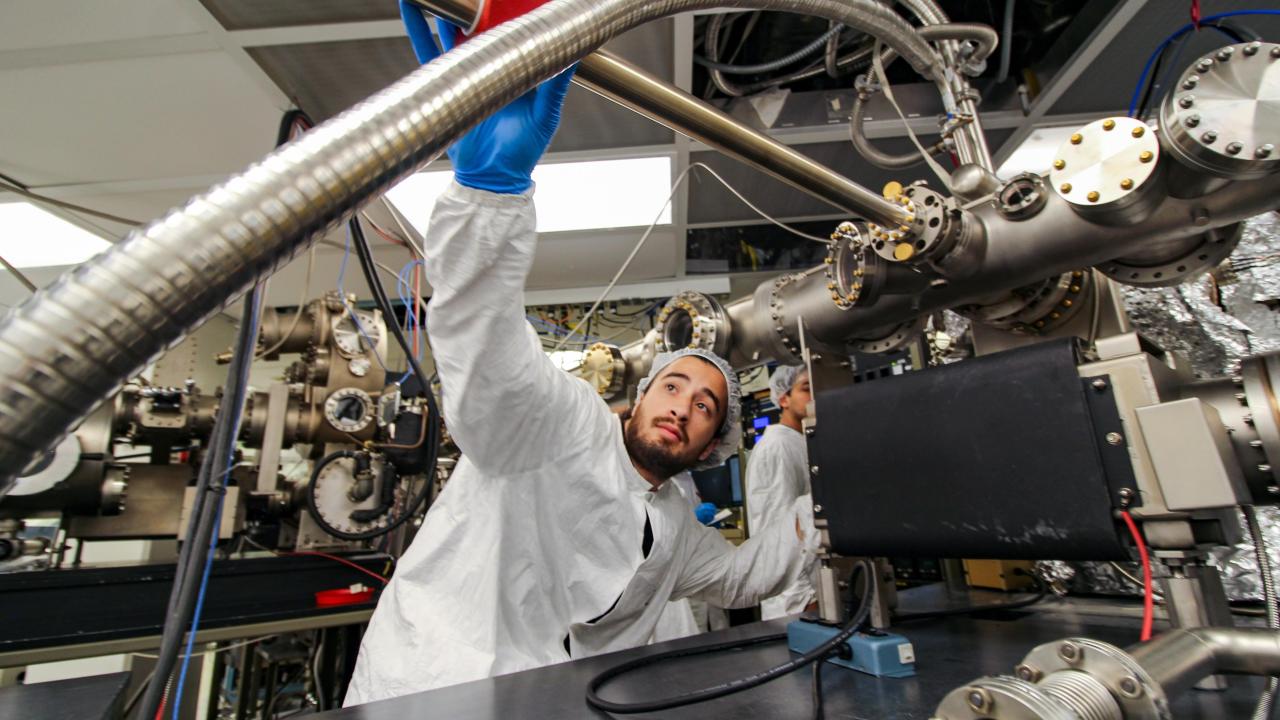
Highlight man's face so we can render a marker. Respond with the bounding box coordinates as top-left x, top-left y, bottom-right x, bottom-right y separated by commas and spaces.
780, 370, 811, 420
625, 356, 729, 478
